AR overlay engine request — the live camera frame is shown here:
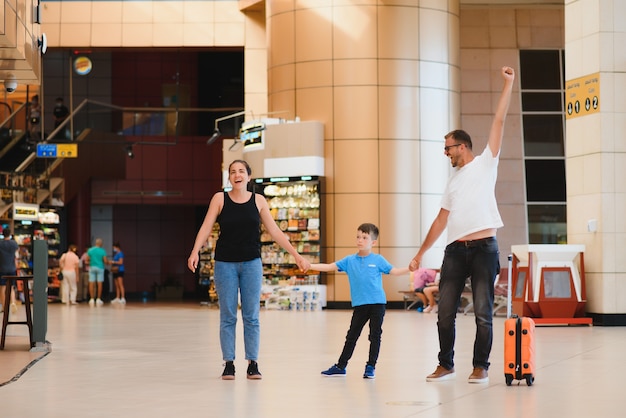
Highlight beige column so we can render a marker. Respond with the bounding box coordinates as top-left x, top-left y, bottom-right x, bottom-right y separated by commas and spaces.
266, 1, 459, 302
565, 0, 626, 317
